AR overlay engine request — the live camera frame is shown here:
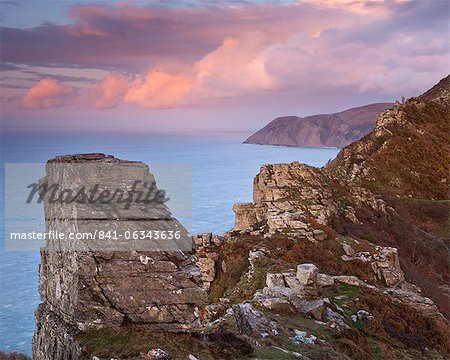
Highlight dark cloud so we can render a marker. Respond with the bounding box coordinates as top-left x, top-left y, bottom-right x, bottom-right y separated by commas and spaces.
1, 0, 448, 116
0, 2, 350, 70
19, 69, 97, 84
0, 62, 21, 70
0, 82, 28, 89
